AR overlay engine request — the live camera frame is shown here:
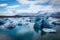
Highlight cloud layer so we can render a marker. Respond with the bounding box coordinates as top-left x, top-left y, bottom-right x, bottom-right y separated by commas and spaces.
0, 0, 60, 16
17, 0, 49, 5
0, 4, 8, 7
